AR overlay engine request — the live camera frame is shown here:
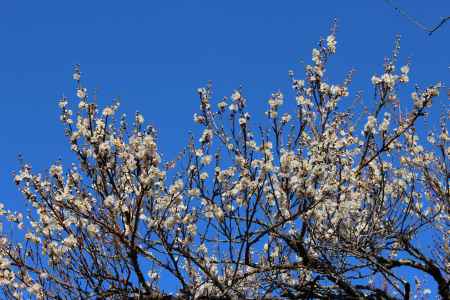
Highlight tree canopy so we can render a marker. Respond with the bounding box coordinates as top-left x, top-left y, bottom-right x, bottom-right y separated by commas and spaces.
1, 29, 449, 299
